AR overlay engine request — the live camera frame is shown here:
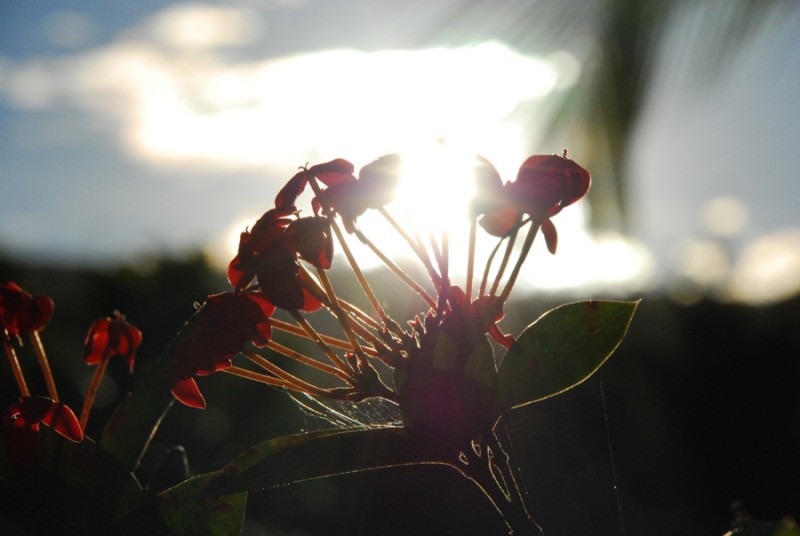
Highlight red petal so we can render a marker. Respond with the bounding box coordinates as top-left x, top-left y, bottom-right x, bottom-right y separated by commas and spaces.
479, 207, 520, 237
39, 400, 84, 441
9, 397, 83, 442
541, 217, 558, 255
171, 378, 206, 409
0, 282, 55, 334
275, 169, 309, 210
300, 288, 323, 313
227, 253, 253, 290
287, 217, 333, 270
83, 319, 110, 365
310, 158, 356, 186
357, 154, 401, 209
514, 154, 591, 216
